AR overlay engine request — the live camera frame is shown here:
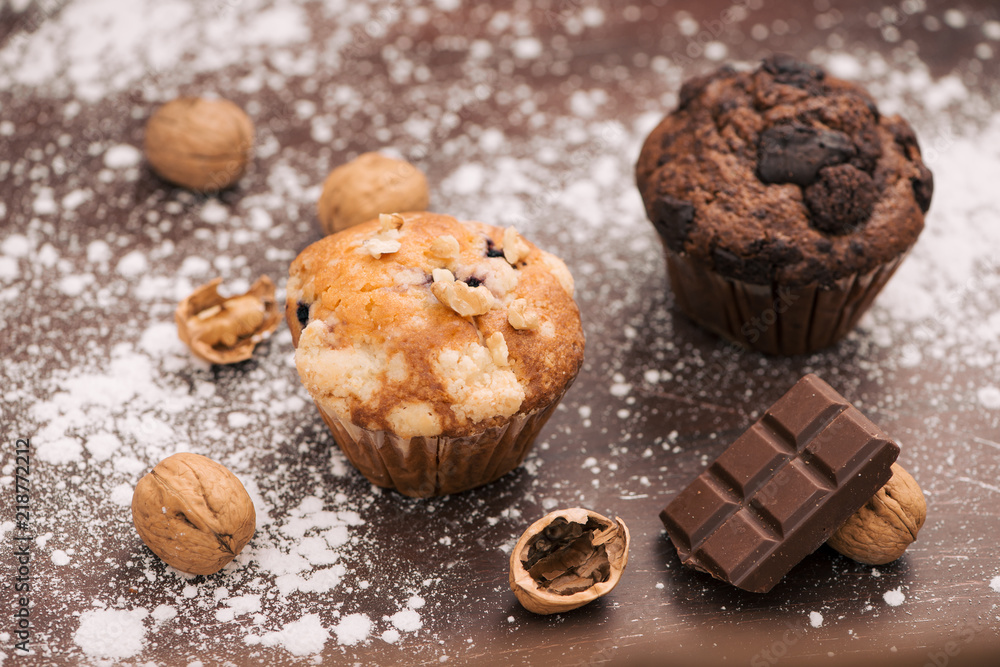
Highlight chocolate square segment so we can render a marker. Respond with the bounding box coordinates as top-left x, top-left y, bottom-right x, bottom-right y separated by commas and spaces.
764, 378, 848, 448
711, 422, 792, 498
751, 459, 831, 536
805, 411, 888, 485
659, 374, 899, 593
697, 509, 779, 583
660, 474, 738, 559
